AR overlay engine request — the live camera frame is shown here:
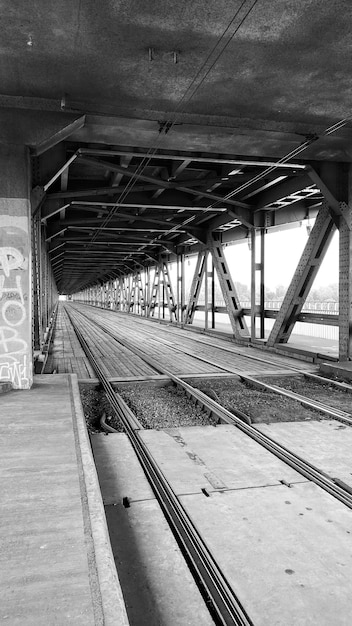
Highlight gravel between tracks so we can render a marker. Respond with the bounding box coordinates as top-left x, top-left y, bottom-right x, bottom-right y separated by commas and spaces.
80, 382, 218, 432
187, 377, 325, 424
258, 375, 352, 415
79, 385, 125, 433
80, 376, 329, 433
116, 383, 219, 429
